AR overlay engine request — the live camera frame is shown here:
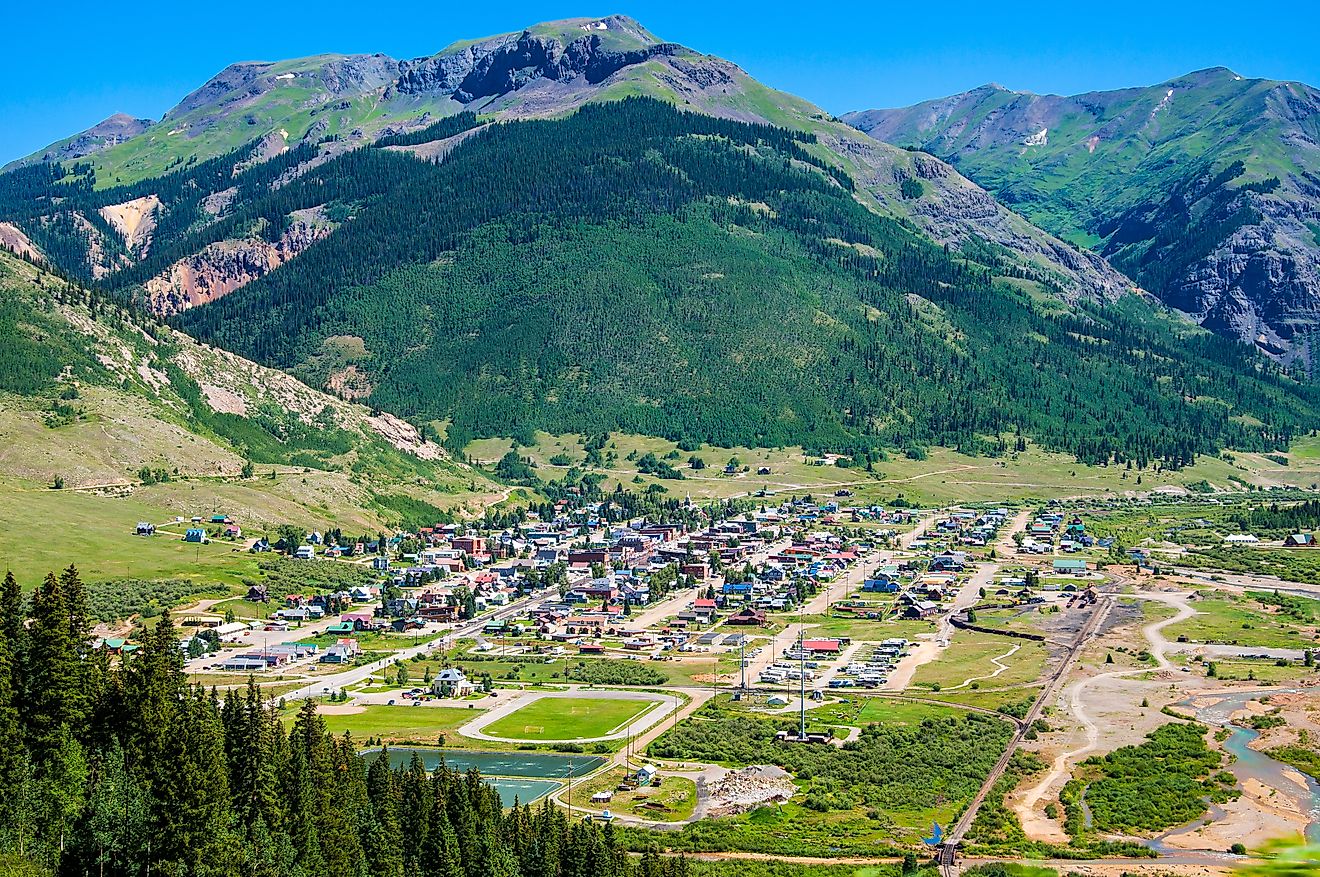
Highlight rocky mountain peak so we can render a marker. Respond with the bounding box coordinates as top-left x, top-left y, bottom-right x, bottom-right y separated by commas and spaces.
394, 15, 676, 101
